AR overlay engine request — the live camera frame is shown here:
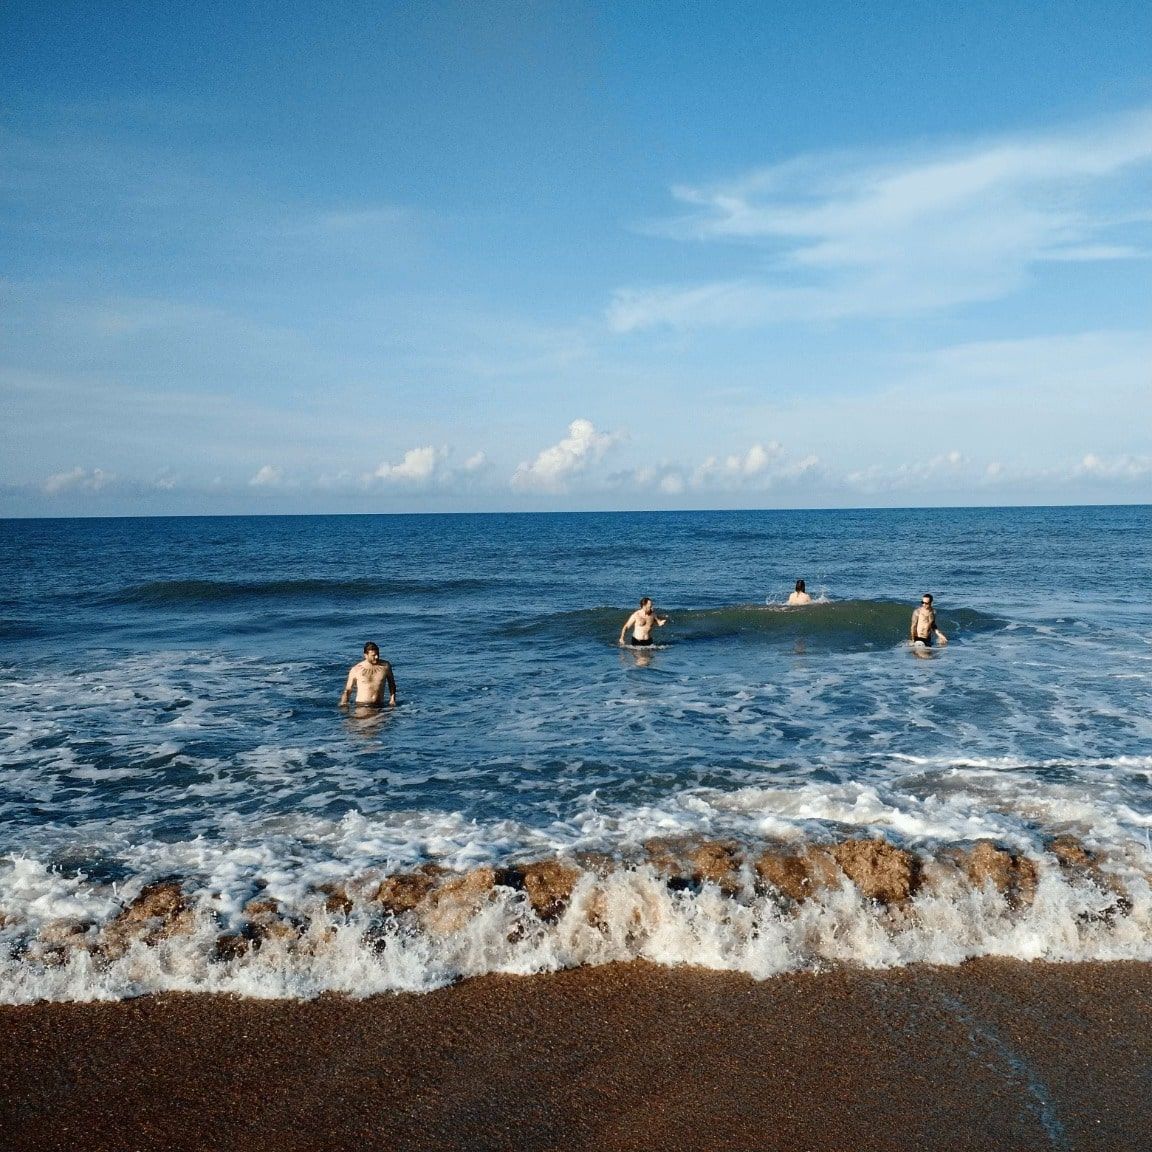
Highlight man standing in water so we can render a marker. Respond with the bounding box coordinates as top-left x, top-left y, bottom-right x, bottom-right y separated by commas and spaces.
619, 597, 668, 647
339, 641, 397, 707
909, 594, 948, 647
